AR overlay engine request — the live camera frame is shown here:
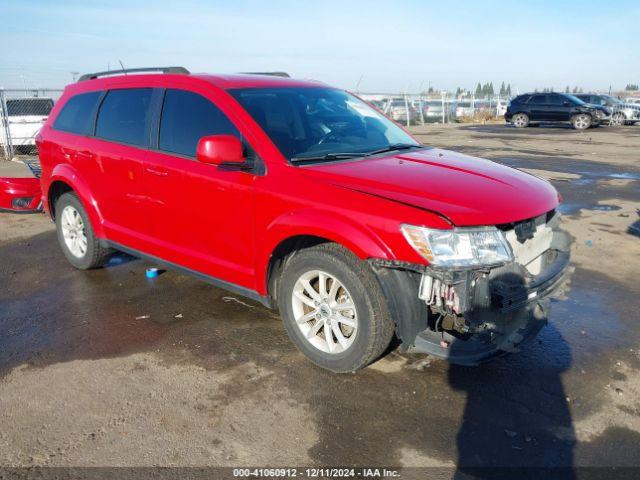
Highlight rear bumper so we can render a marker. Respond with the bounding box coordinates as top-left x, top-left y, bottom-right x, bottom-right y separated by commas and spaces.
370, 228, 571, 365
0, 177, 43, 213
